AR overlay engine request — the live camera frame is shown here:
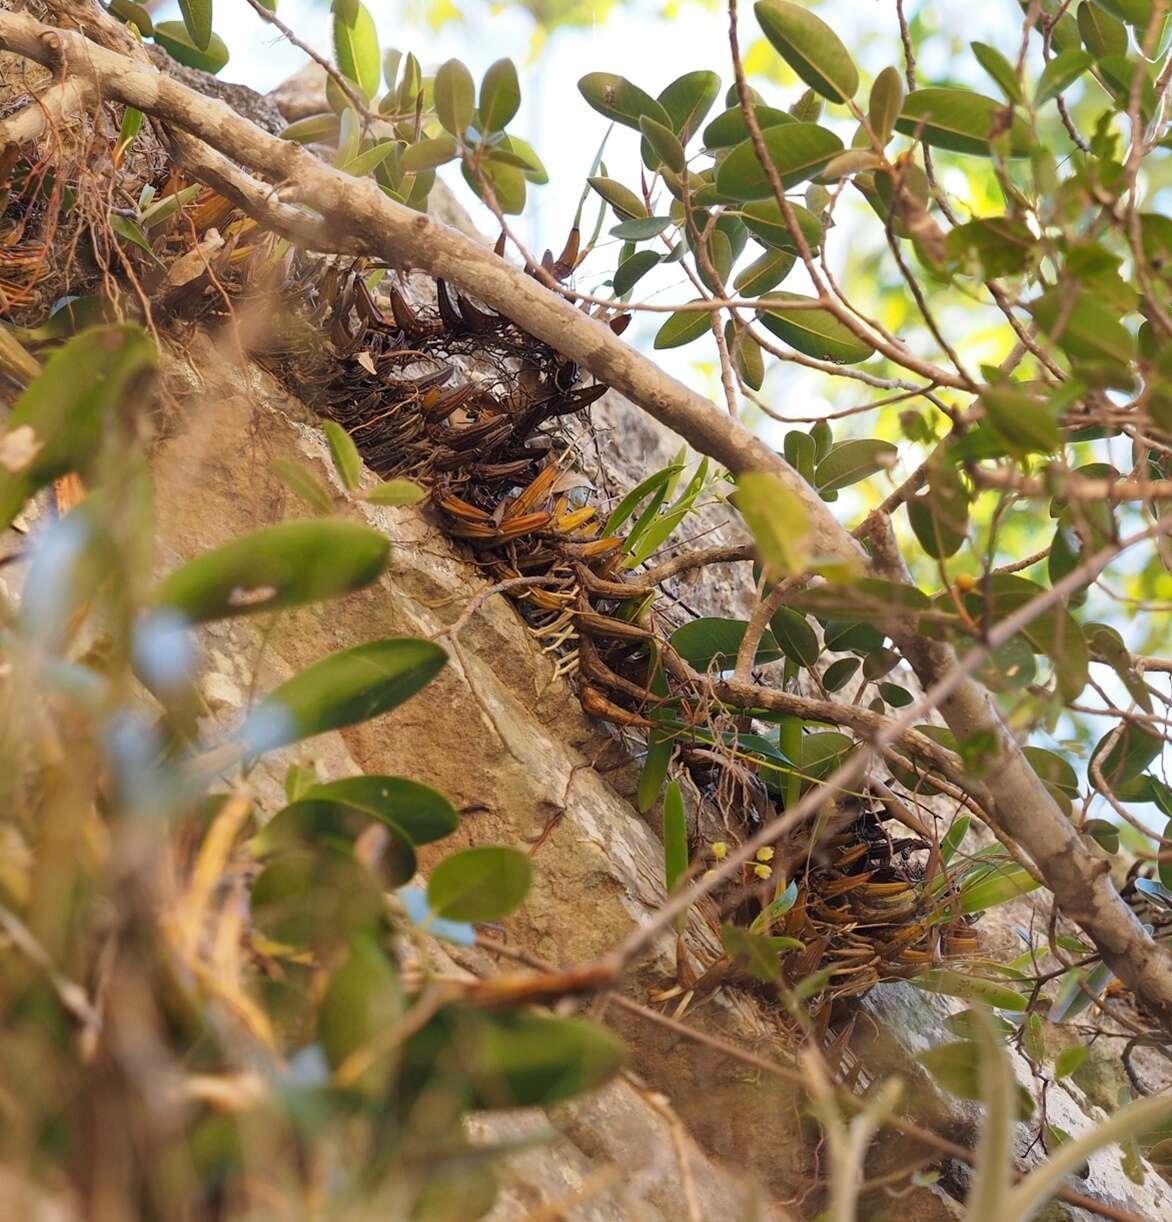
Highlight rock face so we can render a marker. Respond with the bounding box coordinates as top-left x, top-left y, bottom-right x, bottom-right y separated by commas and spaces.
2, 44, 1169, 1221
